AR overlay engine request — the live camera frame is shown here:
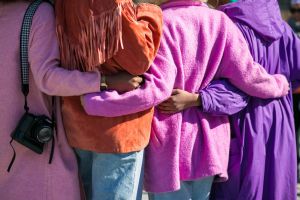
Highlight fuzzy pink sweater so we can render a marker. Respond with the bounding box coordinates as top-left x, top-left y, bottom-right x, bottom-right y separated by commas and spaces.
82, 1, 289, 193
